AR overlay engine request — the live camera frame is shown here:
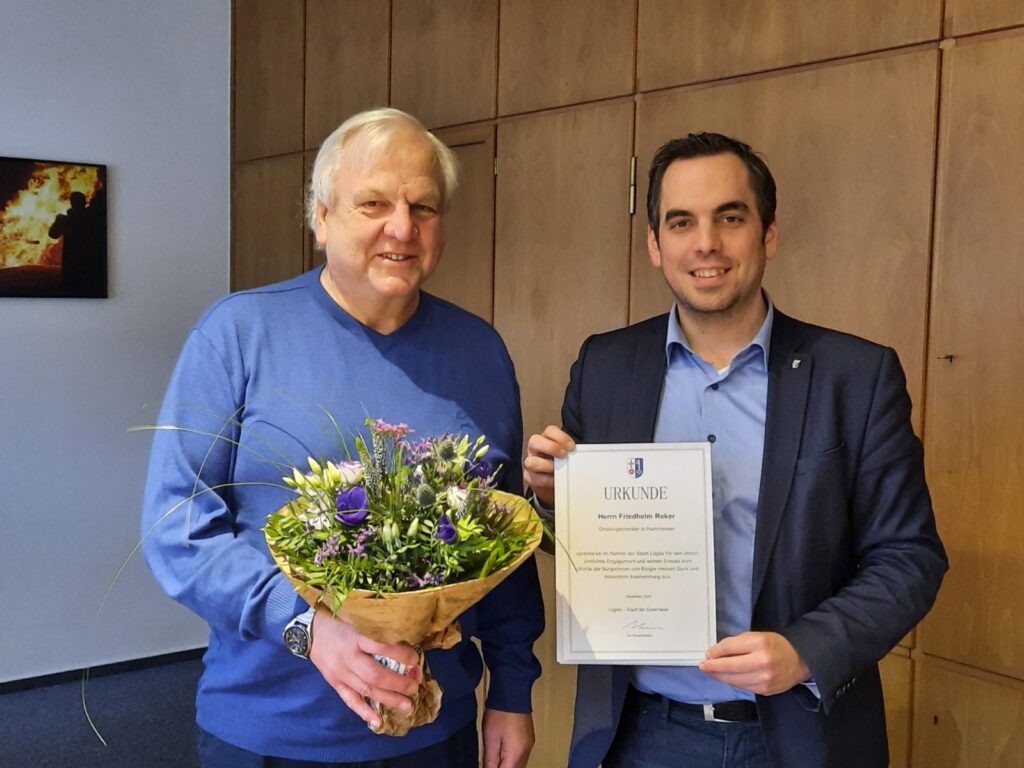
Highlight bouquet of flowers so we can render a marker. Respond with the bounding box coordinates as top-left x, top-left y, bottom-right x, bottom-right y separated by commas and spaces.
263, 419, 542, 735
